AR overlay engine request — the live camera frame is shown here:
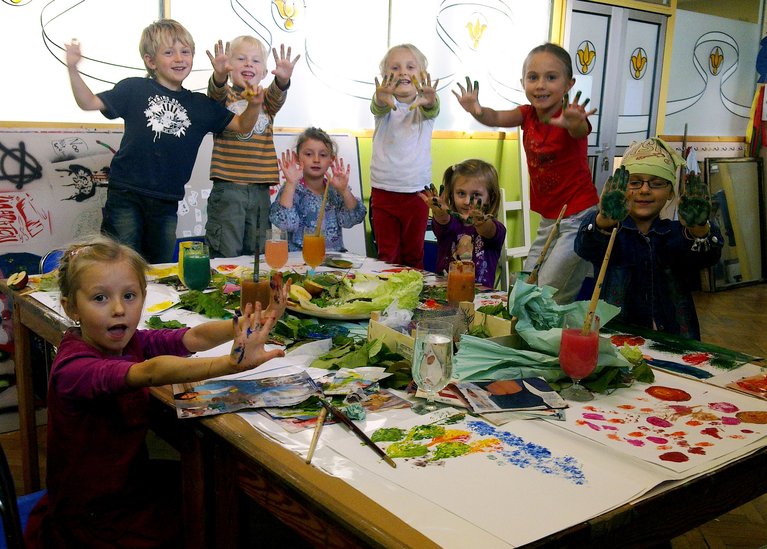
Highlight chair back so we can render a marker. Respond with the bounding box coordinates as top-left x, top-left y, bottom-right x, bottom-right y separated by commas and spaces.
0, 444, 24, 549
